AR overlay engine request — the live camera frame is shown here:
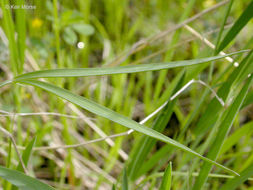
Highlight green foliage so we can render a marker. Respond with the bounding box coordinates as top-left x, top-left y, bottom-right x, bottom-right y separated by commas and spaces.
0, 166, 55, 190
159, 162, 172, 190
